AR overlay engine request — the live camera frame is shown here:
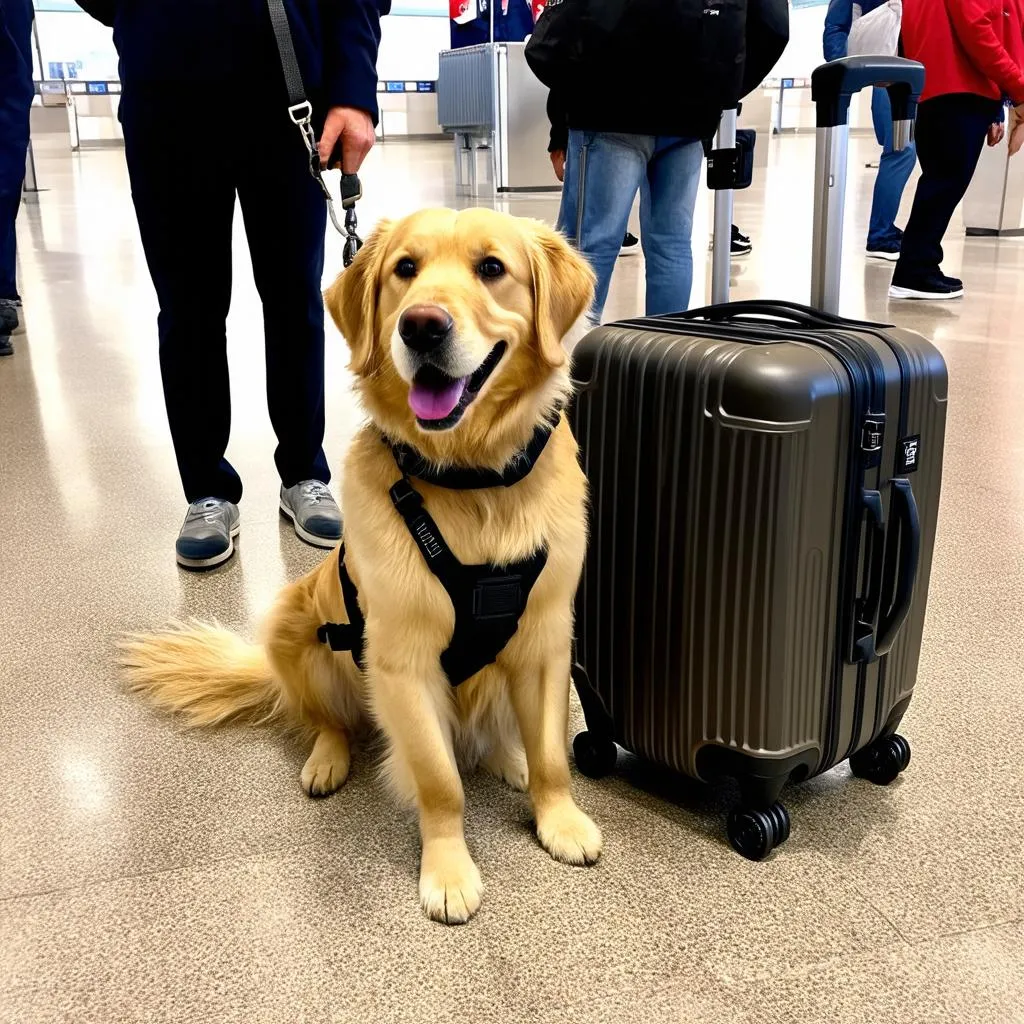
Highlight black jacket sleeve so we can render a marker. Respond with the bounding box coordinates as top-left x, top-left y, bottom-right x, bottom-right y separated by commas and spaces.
76, 0, 116, 27
546, 89, 568, 152
323, 0, 389, 122
740, 0, 789, 99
